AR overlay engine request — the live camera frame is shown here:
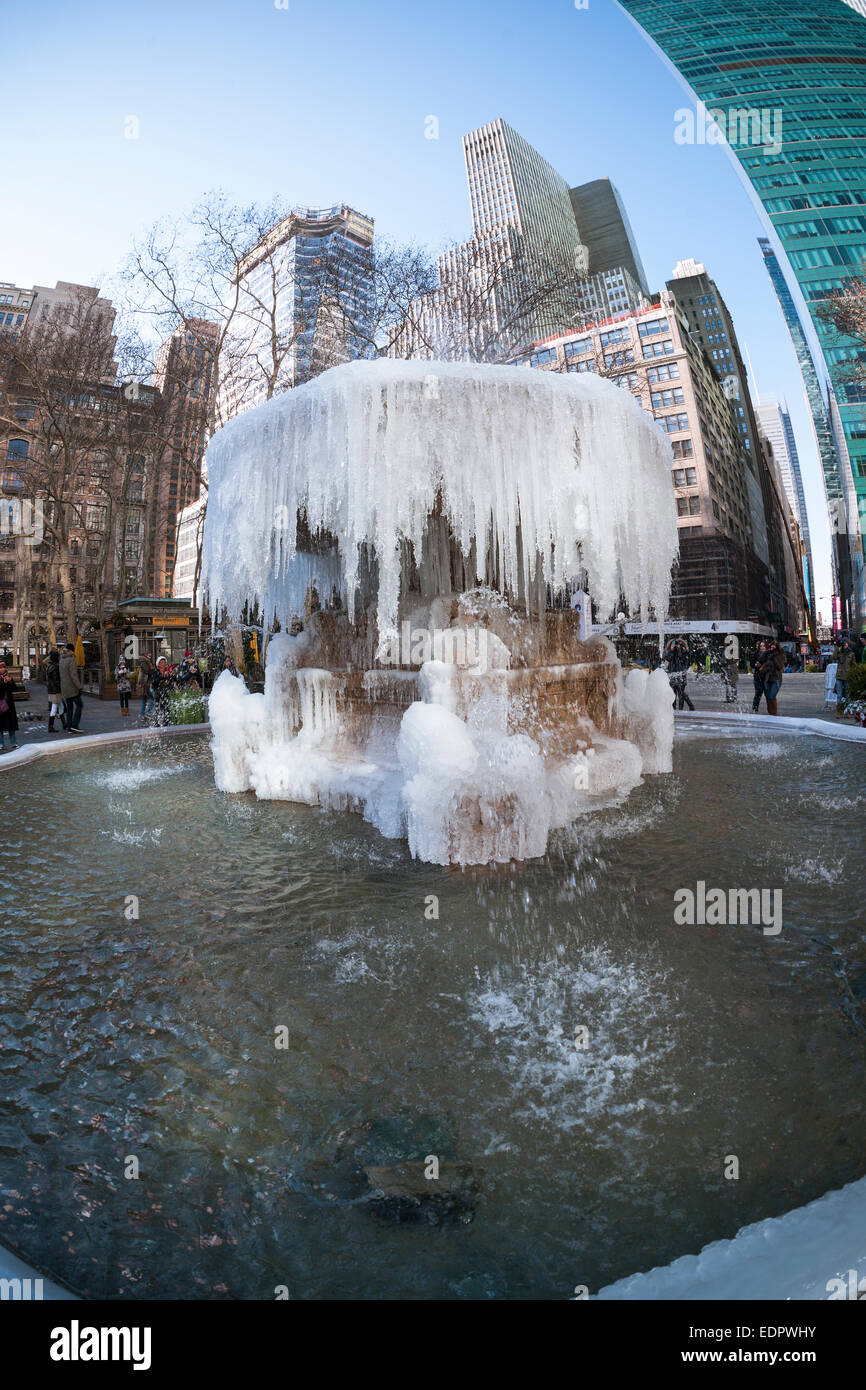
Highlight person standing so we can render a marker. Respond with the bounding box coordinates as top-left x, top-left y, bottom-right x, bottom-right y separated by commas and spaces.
59, 643, 84, 732
150, 657, 172, 726
44, 649, 65, 732
665, 638, 695, 711
0, 659, 20, 753
762, 640, 786, 716
137, 654, 155, 721
115, 658, 132, 716
751, 641, 768, 712
835, 640, 856, 718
